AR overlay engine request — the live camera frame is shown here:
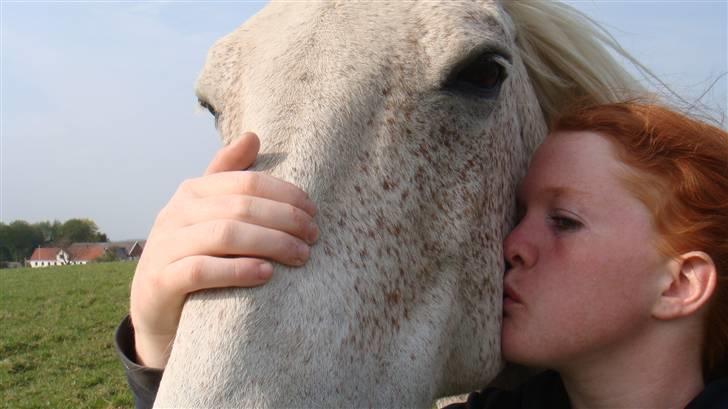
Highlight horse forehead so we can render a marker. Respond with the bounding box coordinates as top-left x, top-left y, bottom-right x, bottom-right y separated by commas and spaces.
254, 0, 505, 29
277, 1, 505, 48
198, 0, 514, 119
204, 0, 510, 74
